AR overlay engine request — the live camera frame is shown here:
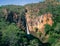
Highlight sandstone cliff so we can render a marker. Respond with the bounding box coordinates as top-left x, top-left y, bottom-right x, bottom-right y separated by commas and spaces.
25, 6, 53, 43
